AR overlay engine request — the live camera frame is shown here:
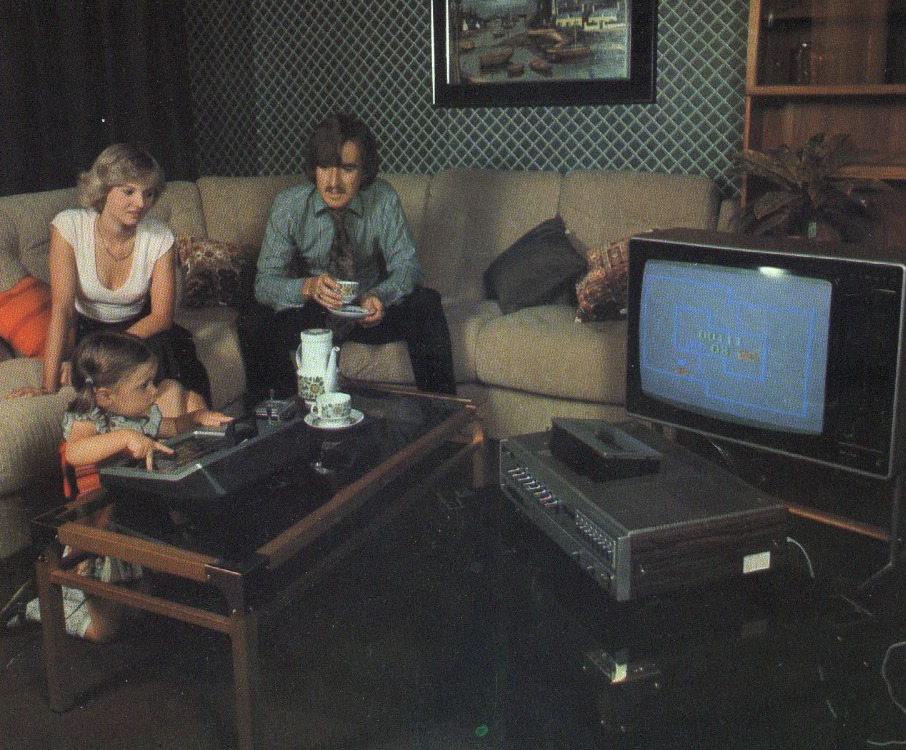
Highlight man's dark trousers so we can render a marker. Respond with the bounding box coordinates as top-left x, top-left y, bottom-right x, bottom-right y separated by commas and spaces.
249, 286, 456, 397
